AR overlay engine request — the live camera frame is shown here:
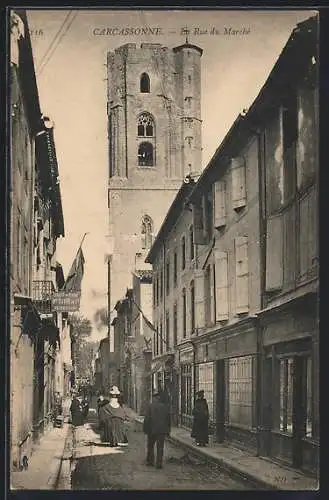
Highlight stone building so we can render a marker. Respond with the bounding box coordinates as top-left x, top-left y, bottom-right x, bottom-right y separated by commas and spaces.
146, 178, 197, 428
10, 10, 67, 471
107, 40, 203, 322
145, 15, 319, 476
